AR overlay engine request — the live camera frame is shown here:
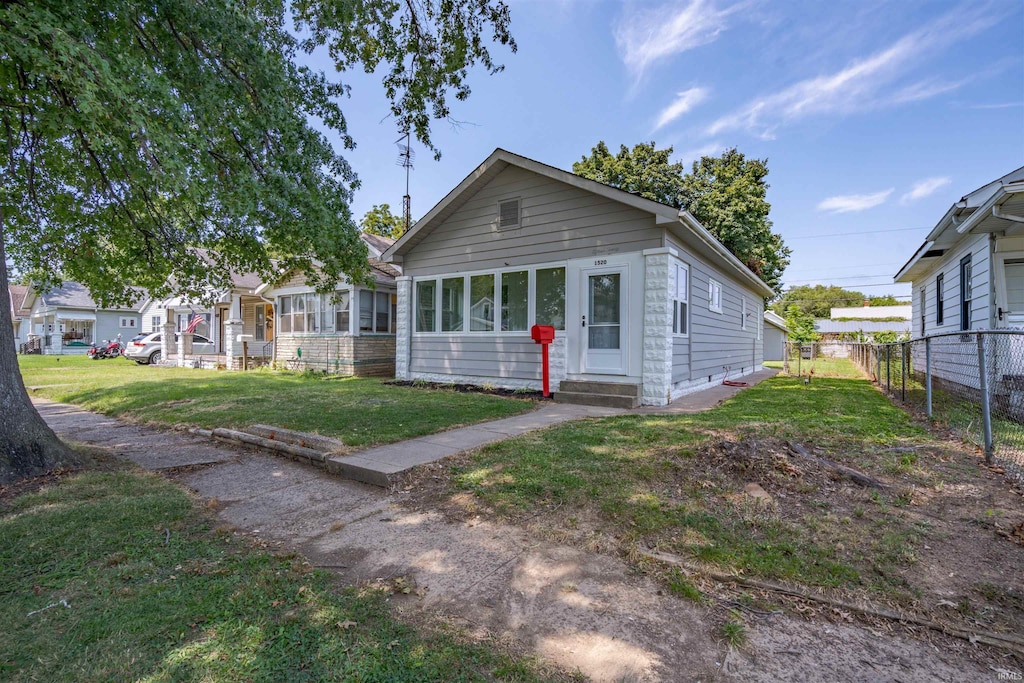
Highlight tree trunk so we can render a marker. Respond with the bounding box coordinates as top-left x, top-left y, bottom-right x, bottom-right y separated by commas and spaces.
0, 211, 78, 484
